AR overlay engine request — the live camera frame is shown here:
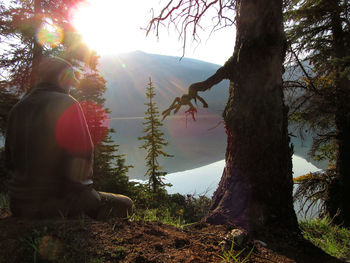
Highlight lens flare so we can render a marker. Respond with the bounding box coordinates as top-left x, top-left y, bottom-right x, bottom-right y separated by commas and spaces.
56, 101, 110, 153
80, 101, 110, 146
56, 102, 94, 154
36, 21, 64, 48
